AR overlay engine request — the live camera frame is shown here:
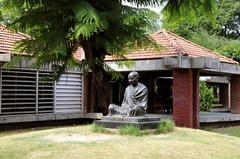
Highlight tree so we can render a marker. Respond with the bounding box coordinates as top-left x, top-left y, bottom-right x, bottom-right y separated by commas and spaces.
0, 0, 216, 113
200, 81, 214, 112
162, 0, 240, 62
163, 0, 240, 39
214, 0, 240, 39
